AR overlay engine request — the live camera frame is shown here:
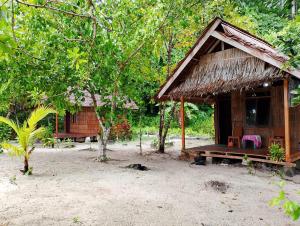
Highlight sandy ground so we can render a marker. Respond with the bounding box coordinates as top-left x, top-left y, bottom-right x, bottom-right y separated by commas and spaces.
0, 138, 300, 226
